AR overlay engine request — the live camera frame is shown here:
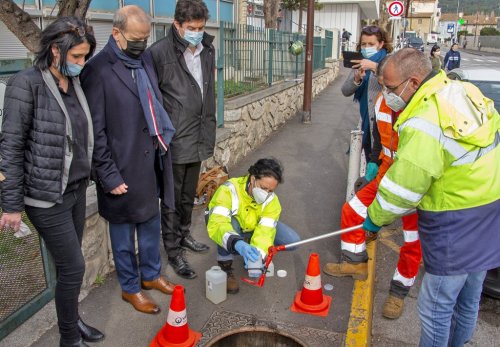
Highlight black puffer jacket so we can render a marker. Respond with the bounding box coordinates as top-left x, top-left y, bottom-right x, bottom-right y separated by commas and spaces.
0, 67, 93, 212
146, 26, 216, 164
